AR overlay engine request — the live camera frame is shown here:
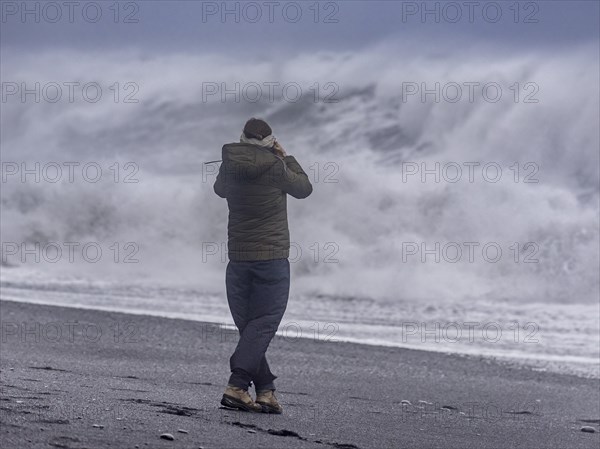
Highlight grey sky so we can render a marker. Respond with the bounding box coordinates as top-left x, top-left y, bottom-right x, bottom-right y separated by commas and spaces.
1, 1, 599, 55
